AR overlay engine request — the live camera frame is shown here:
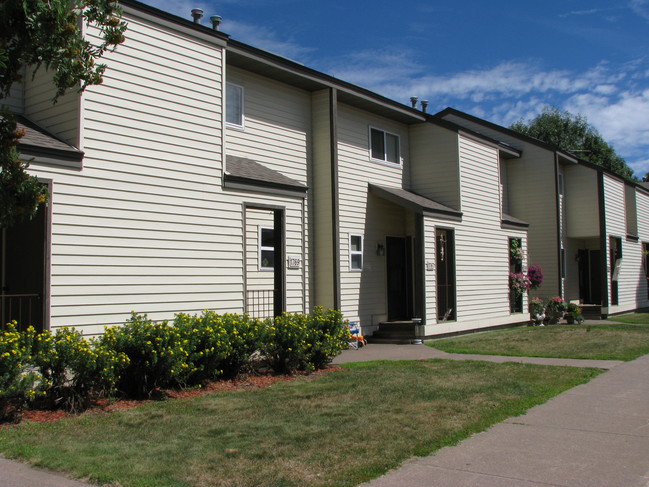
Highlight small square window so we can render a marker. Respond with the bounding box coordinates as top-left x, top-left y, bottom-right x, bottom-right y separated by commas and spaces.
369, 127, 400, 164
350, 235, 363, 271
260, 227, 274, 271
226, 83, 244, 127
